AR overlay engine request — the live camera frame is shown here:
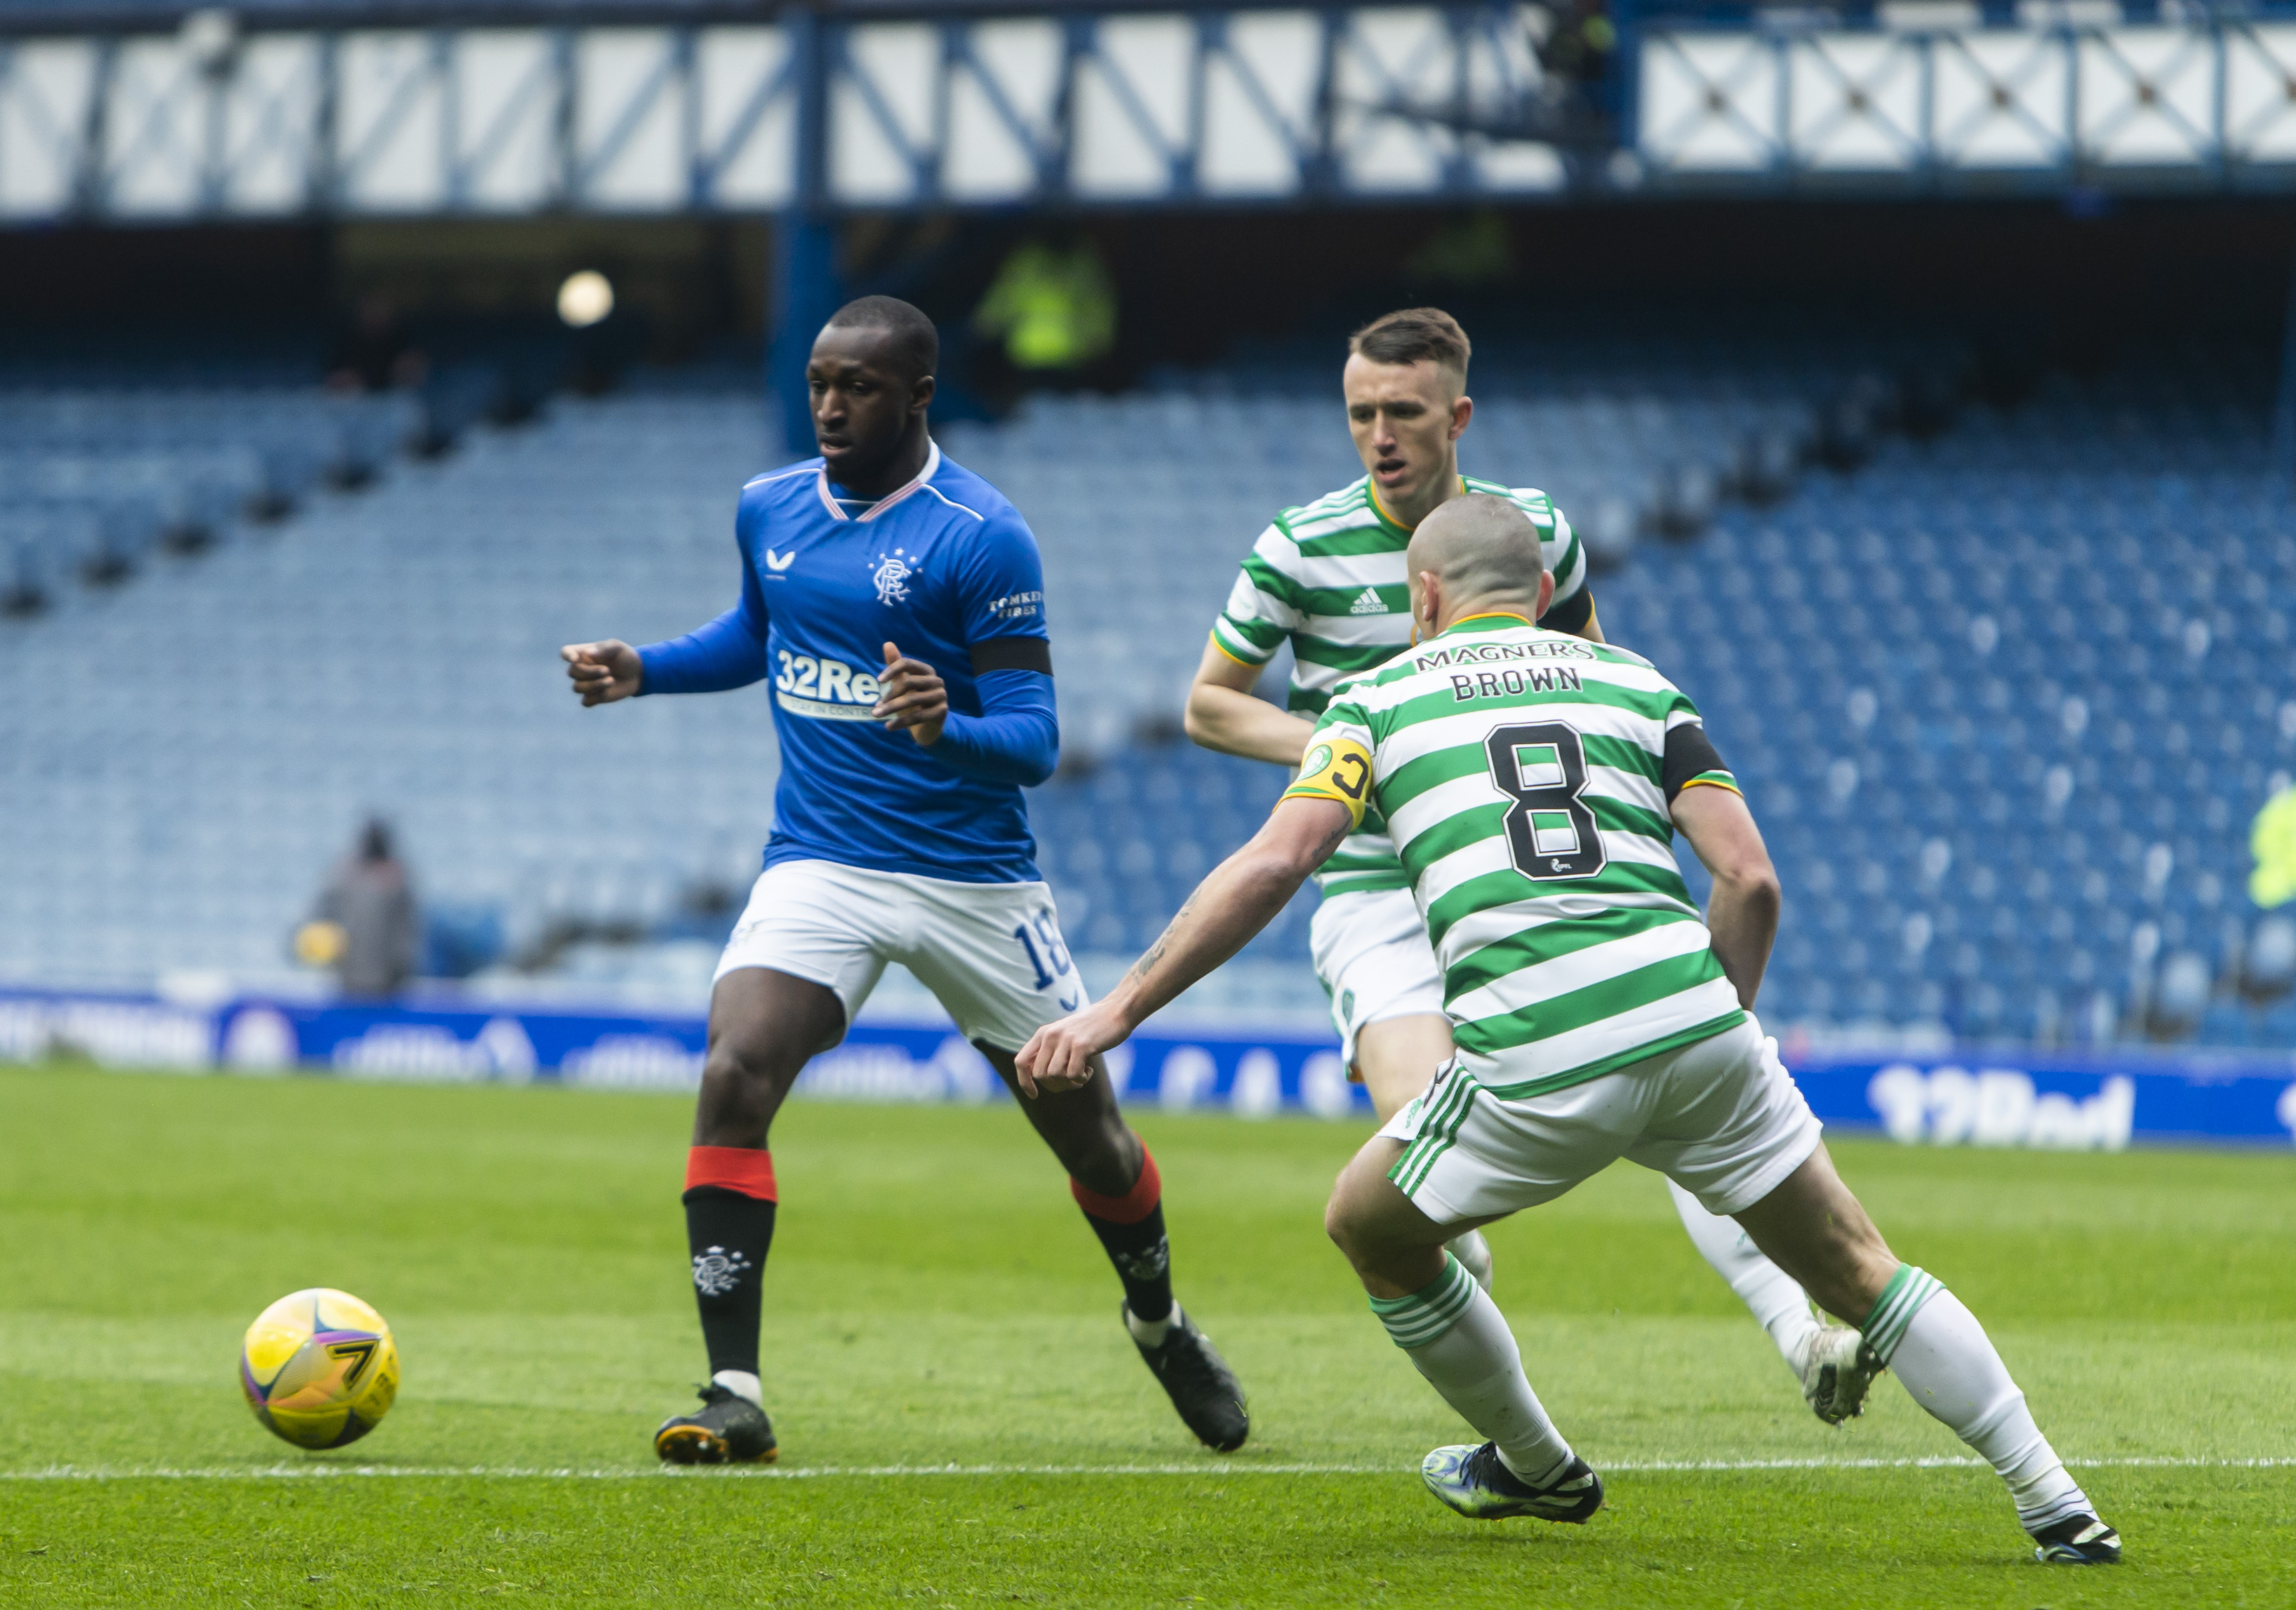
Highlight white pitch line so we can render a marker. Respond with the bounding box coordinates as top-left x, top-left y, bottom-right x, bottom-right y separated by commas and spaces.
4, 1455, 2290, 1482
